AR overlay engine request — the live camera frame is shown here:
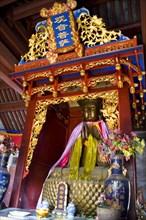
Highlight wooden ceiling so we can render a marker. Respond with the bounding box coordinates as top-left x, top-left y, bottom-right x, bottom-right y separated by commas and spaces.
0, 0, 145, 133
